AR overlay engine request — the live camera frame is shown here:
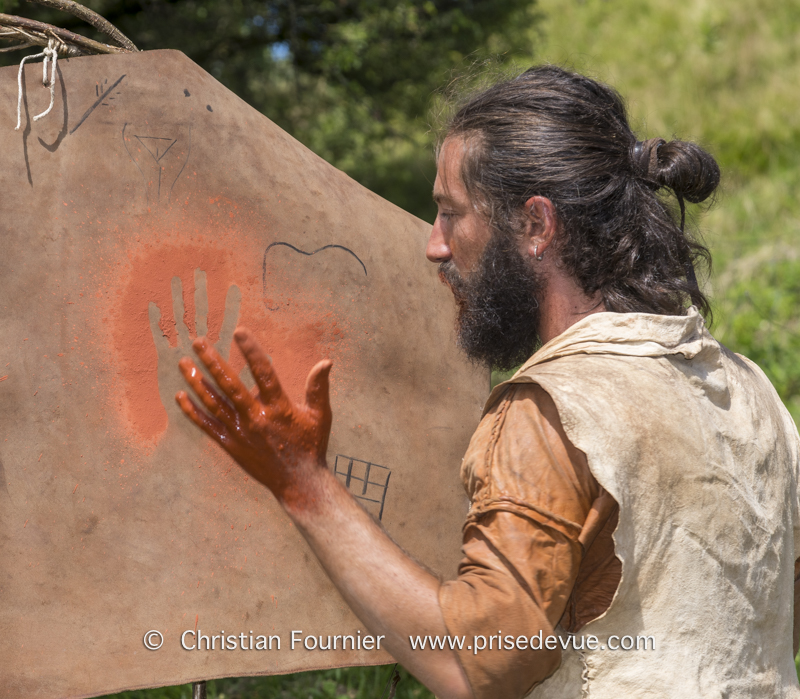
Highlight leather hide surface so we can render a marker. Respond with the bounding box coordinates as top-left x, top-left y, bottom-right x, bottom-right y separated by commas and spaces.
0, 49, 486, 698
